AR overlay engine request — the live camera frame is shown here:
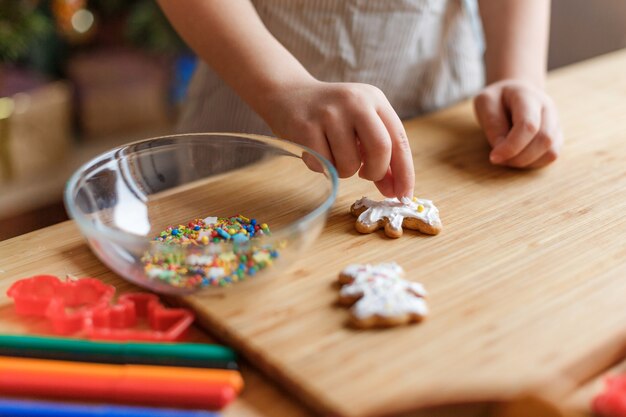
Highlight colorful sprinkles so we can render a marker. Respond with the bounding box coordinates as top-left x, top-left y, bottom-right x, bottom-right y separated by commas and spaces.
142, 215, 279, 289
